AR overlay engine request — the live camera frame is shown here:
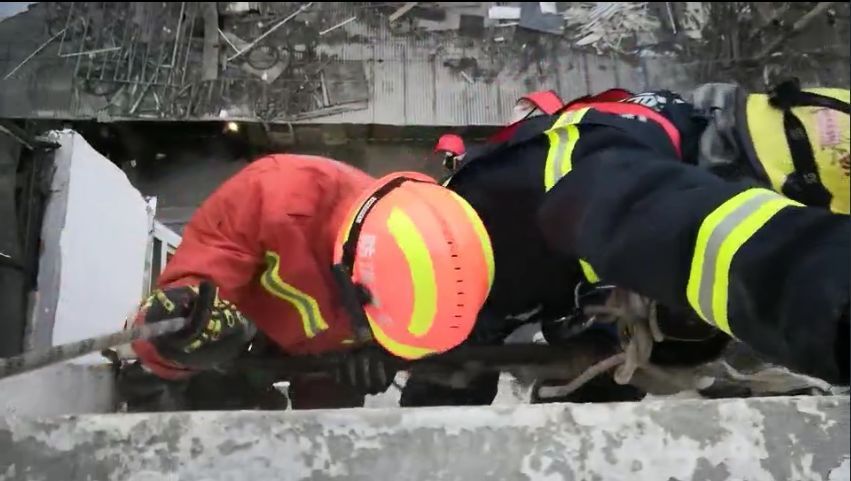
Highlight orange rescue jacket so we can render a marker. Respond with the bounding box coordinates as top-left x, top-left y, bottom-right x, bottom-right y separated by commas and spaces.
153, 154, 375, 363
